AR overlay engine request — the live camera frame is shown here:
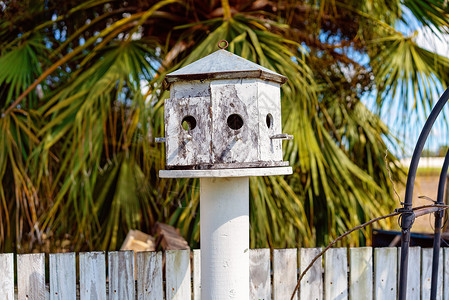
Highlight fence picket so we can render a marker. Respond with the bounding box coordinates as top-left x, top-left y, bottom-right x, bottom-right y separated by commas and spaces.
4, 246, 449, 299
17, 253, 46, 300
249, 248, 271, 300
397, 247, 421, 299
79, 251, 106, 300
193, 249, 201, 300
136, 251, 163, 300
108, 251, 135, 300
374, 247, 397, 299
324, 248, 348, 300
273, 248, 297, 300
166, 249, 191, 300
444, 248, 449, 300
349, 247, 372, 300
299, 247, 322, 300
49, 253, 76, 300
0, 253, 14, 300
422, 248, 443, 300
